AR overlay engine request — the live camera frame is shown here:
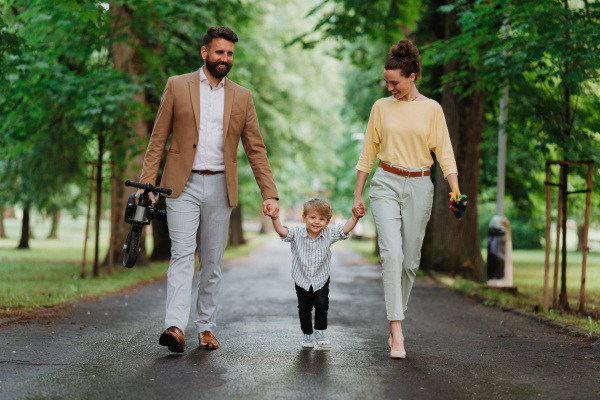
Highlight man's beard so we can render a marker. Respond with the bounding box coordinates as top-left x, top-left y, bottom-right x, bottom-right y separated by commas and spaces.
205, 57, 232, 79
